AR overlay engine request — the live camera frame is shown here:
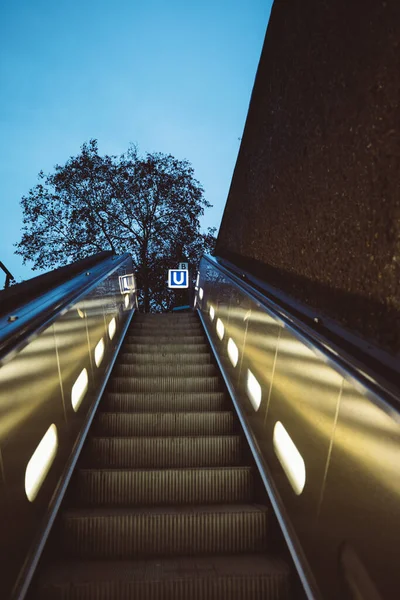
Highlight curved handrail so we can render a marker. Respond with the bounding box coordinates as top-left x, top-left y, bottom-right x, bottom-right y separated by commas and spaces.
203, 254, 400, 412
0, 252, 132, 366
